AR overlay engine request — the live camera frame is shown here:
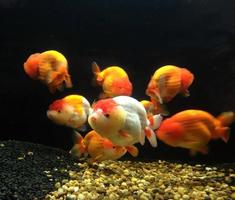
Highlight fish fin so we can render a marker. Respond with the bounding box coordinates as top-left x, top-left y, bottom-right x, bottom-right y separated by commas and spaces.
157, 75, 166, 104
119, 130, 130, 138
148, 114, 163, 130
126, 145, 139, 157
181, 89, 190, 97
89, 154, 103, 163
215, 127, 230, 143
189, 146, 208, 156
155, 101, 170, 116
64, 74, 73, 88
217, 112, 235, 127
76, 125, 87, 133
72, 130, 84, 144
91, 61, 102, 86
144, 127, 157, 147
99, 92, 110, 99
